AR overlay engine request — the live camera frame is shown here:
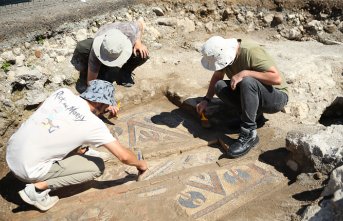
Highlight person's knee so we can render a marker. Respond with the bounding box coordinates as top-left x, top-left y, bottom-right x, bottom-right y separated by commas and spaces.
240, 77, 258, 90
214, 80, 227, 95
91, 157, 105, 177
